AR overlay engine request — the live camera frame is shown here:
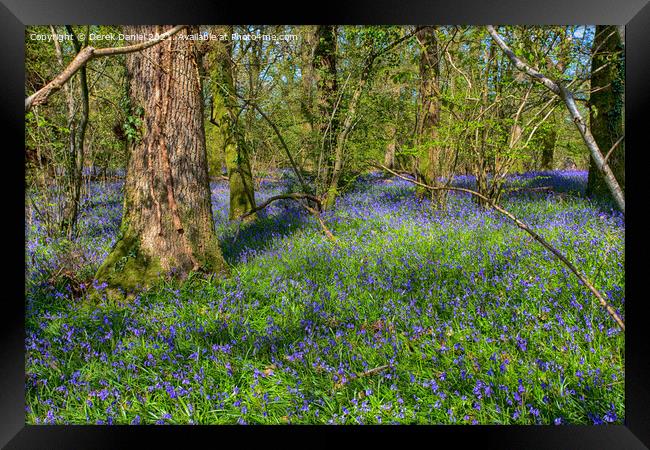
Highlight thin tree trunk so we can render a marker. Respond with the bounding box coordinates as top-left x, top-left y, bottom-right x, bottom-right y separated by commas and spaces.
384, 123, 397, 169
299, 27, 316, 170
209, 25, 256, 221
540, 126, 557, 171
66, 26, 89, 239
96, 25, 229, 291
324, 68, 368, 209
322, 27, 421, 210
51, 26, 88, 239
